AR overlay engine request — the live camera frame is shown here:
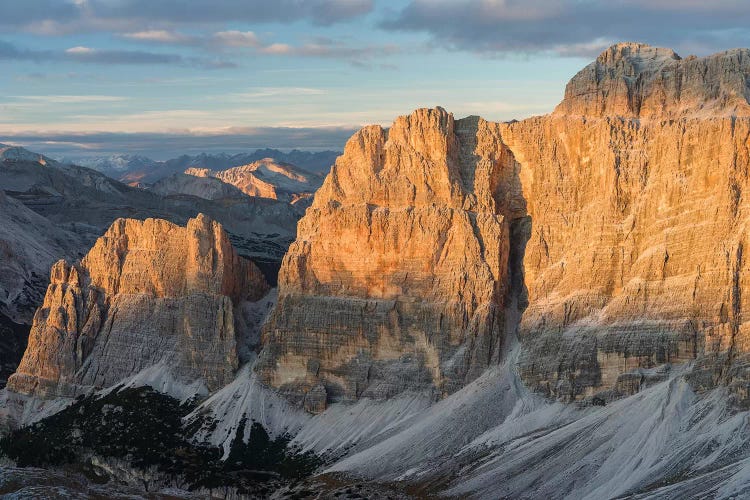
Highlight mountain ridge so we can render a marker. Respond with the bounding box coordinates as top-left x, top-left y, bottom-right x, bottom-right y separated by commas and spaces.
4, 42, 750, 498
62, 148, 341, 184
